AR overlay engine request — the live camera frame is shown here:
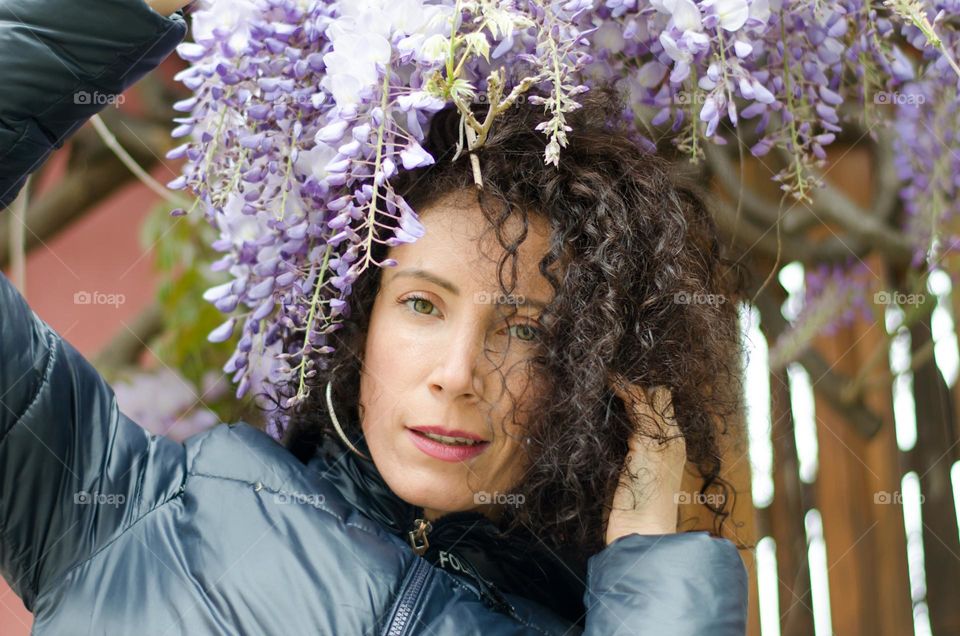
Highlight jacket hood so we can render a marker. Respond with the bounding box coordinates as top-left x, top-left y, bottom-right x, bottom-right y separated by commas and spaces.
306, 433, 587, 626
